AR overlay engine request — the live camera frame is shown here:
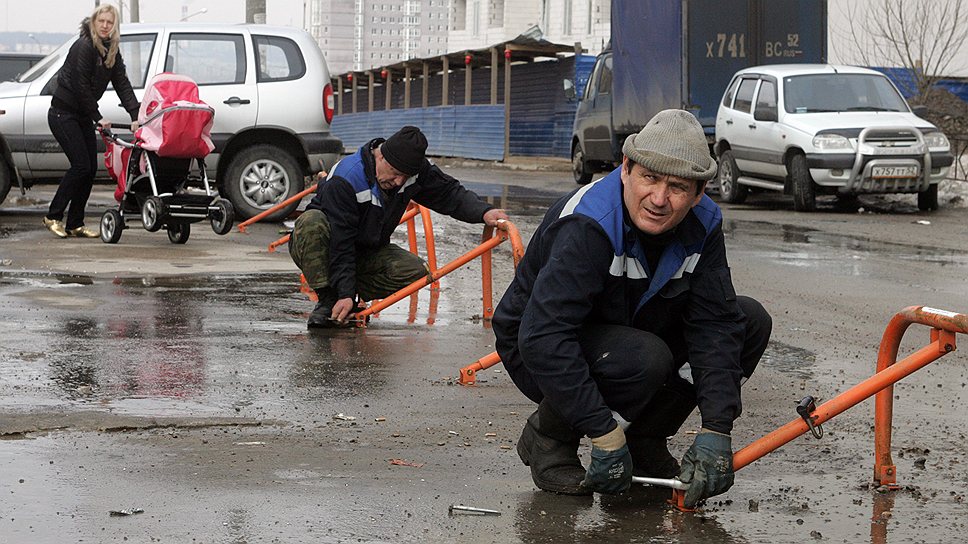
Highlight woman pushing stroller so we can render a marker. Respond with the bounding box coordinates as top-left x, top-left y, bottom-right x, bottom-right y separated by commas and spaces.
43, 4, 140, 239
